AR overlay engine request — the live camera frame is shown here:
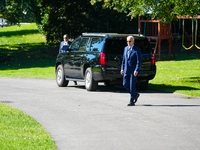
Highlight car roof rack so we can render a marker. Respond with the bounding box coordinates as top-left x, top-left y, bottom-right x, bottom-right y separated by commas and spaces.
82, 33, 144, 37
